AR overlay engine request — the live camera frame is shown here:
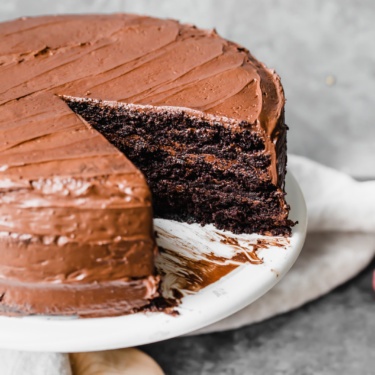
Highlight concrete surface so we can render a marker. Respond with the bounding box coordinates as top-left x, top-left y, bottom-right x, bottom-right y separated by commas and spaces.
142, 259, 375, 375
1, 0, 375, 177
